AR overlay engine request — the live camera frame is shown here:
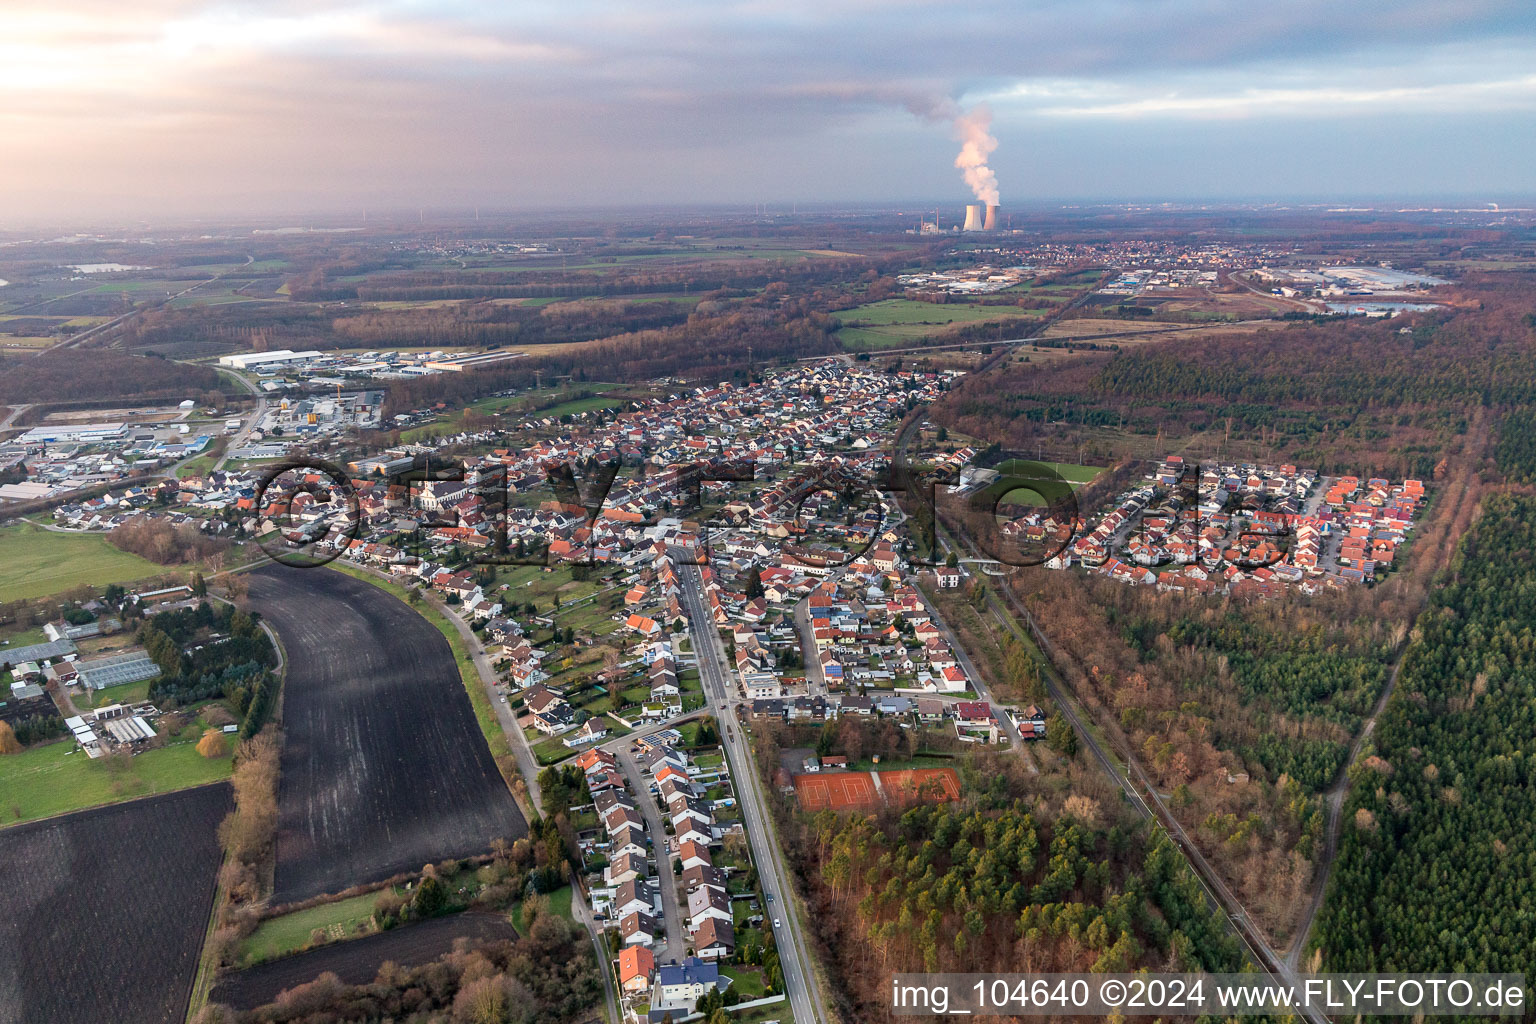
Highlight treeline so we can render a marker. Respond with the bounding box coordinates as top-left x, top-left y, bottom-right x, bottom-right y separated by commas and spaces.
1, 714, 65, 747
212, 729, 281, 940
1313, 493, 1536, 973
122, 304, 336, 357
285, 253, 887, 303
330, 297, 692, 348
110, 518, 232, 566
138, 601, 278, 711
0, 350, 224, 402
198, 899, 600, 1024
